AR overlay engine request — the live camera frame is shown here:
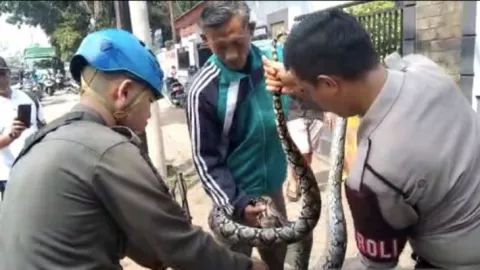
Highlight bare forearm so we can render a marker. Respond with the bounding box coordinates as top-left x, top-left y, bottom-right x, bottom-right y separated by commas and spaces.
0, 134, 13, 149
